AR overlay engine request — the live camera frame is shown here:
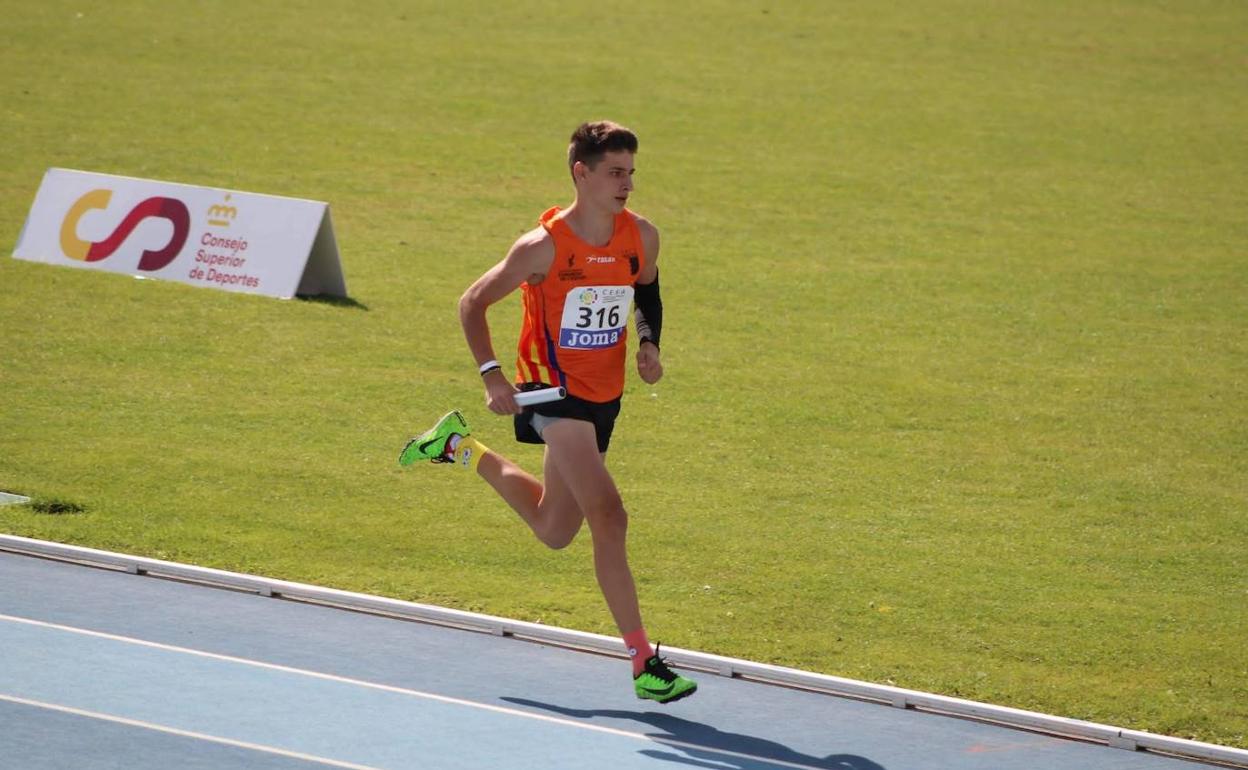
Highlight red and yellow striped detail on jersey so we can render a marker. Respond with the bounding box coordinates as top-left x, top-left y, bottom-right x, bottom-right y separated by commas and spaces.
517, 285, 559, 386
